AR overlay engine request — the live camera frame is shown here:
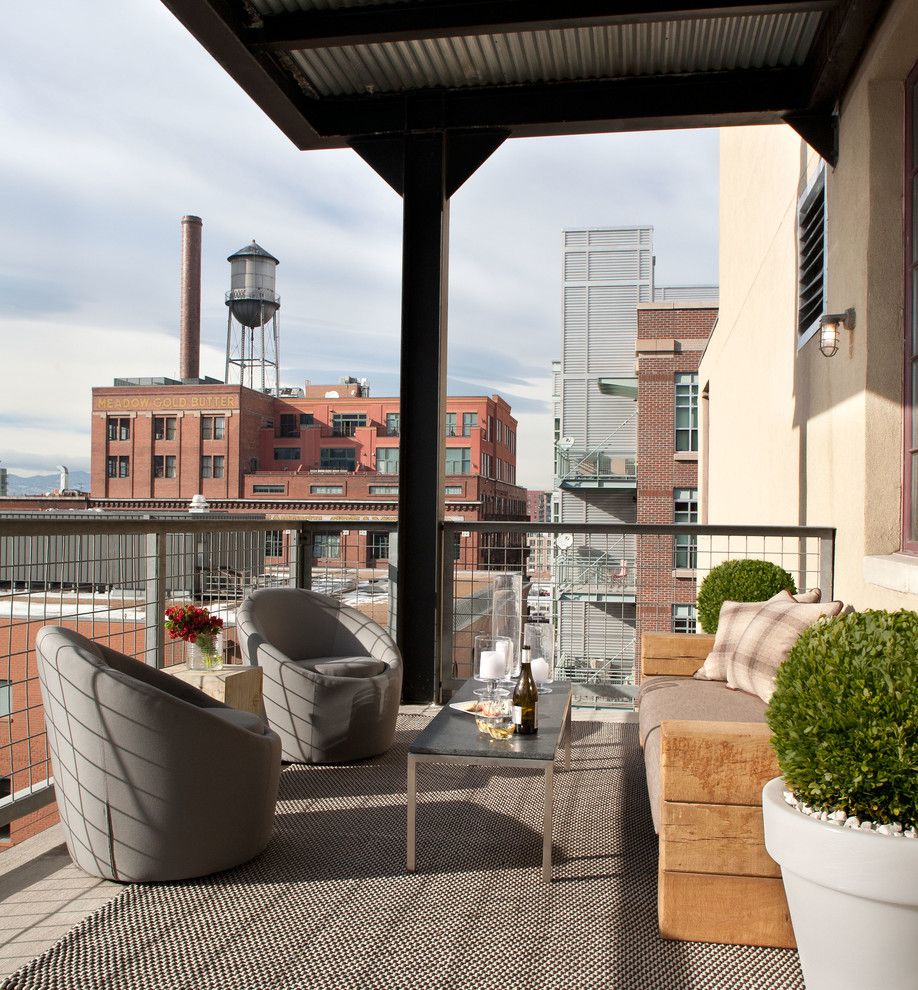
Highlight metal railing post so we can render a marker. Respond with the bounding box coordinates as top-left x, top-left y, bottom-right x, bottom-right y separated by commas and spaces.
291, 524, 312, 590
819, 531, 836, 601
144, 531, 166, 668
438, 523, 455, 702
